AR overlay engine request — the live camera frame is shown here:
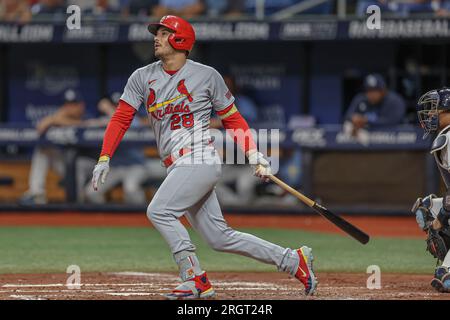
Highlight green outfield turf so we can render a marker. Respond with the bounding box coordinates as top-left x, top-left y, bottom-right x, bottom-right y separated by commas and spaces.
0, 226, 435, 274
